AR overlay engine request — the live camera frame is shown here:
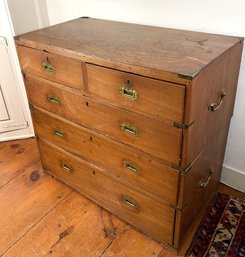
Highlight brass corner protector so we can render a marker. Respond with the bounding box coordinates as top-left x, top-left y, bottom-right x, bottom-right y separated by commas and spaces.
173, 120, 195, 129
178, 70, 199, 80
171, 162, 193, 174
169, 204, 182, 211
182, 163, 193, 174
